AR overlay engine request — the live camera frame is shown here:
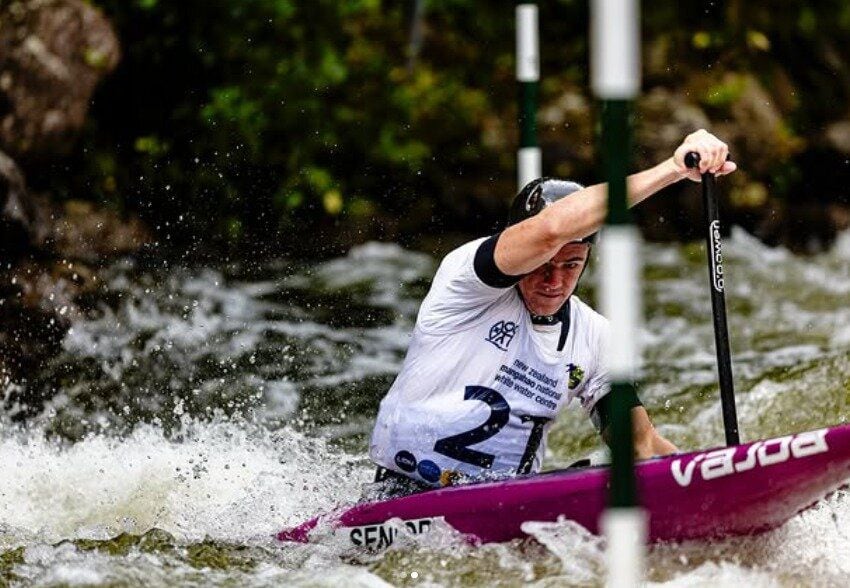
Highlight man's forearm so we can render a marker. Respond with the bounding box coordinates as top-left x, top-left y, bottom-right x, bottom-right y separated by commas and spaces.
548, 157, 682, 239
602, 406, 678, 460
627, 158, 682, 207
495, 159, 685, 276
493, 130, 733, 277
631, 406, 678, 459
